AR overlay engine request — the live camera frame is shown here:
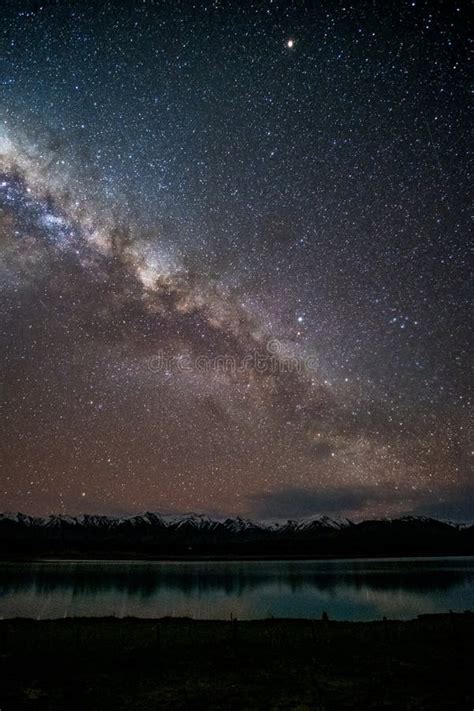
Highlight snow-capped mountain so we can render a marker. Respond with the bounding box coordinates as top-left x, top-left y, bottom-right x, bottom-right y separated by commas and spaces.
280, 515, 352, 532
1, 511, 471, 558
0, 511, 352, 532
